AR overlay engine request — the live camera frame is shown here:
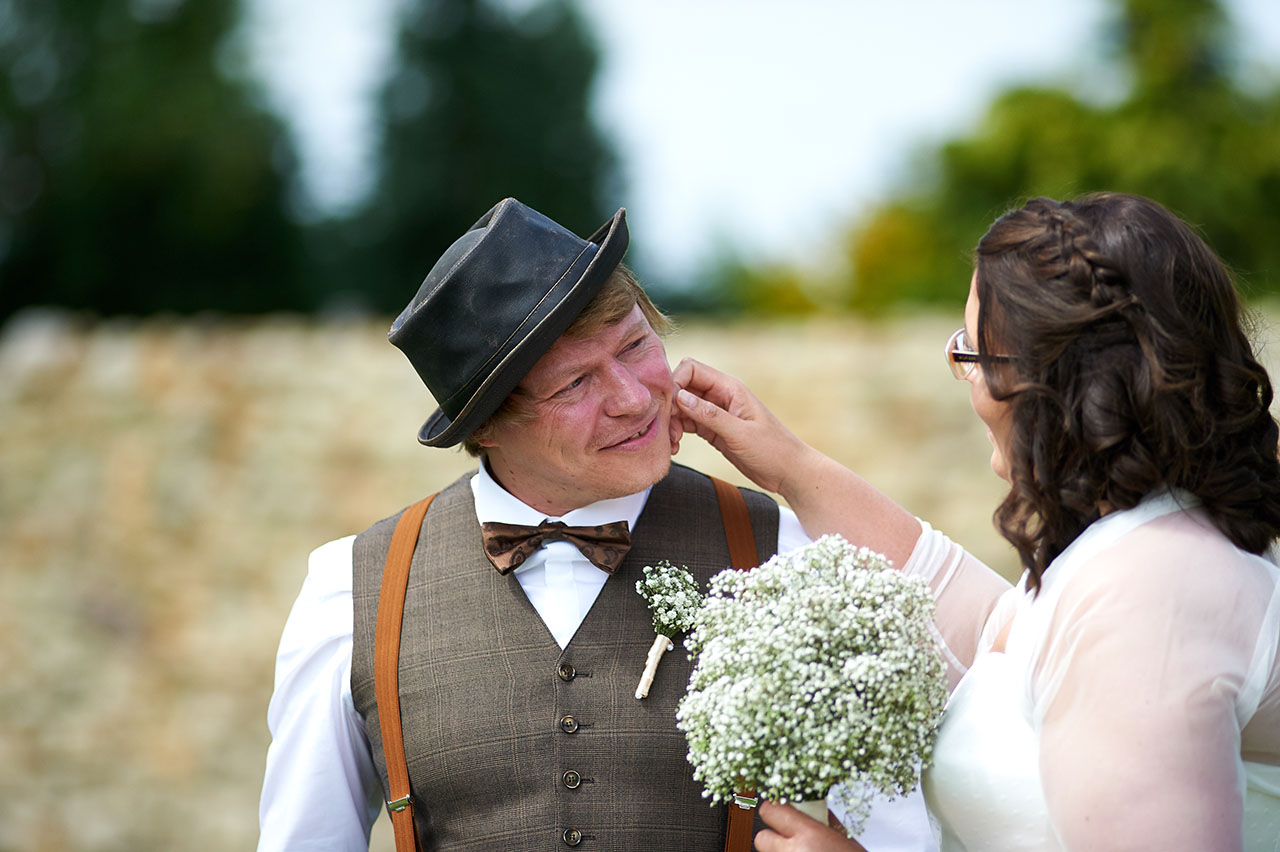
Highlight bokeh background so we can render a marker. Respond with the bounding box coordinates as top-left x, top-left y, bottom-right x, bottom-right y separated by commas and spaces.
3, 0, 1280, 848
